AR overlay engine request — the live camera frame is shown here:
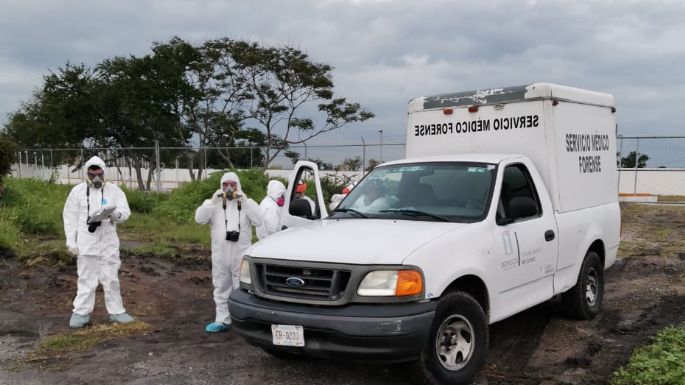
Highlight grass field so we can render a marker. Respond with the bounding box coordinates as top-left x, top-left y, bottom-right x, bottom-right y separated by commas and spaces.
0, 169, 280, 259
